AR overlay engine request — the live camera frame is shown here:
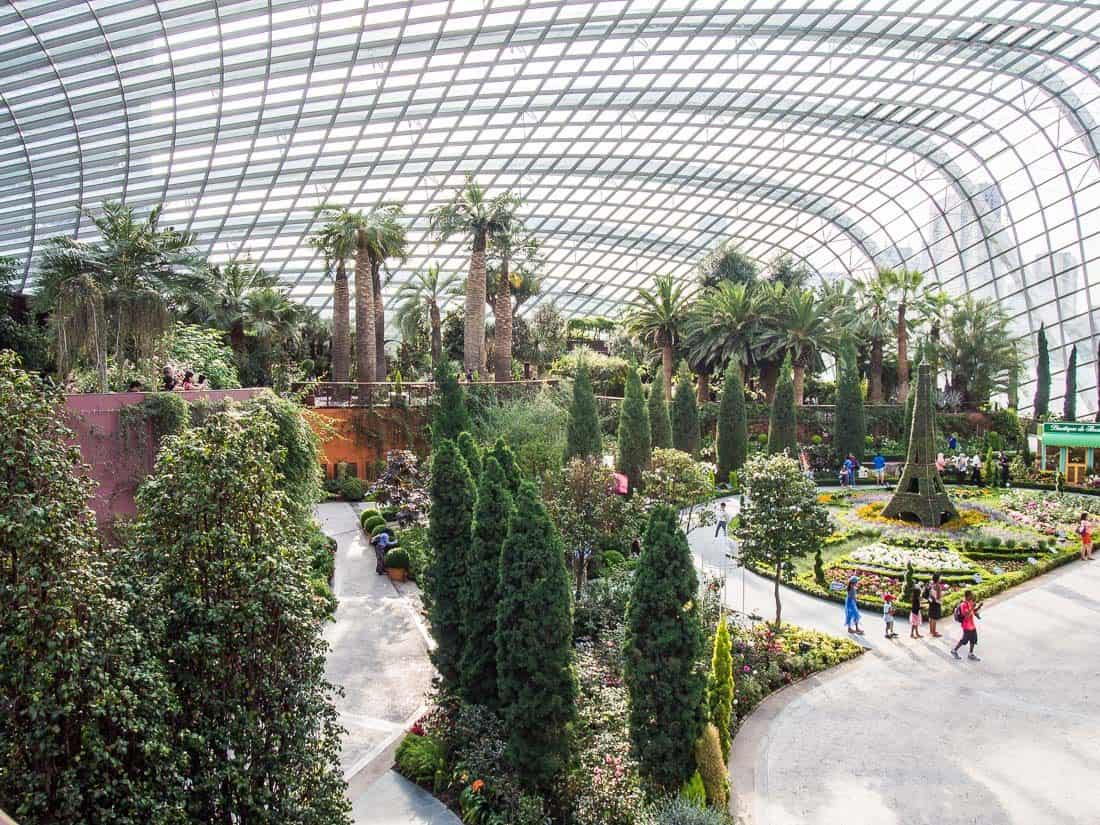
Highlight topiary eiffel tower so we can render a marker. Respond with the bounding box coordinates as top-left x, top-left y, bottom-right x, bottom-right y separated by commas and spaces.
882, 359, 958, 527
